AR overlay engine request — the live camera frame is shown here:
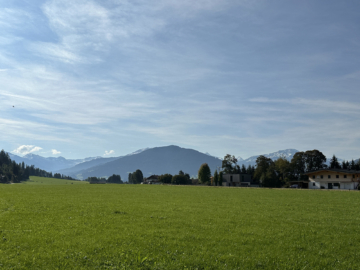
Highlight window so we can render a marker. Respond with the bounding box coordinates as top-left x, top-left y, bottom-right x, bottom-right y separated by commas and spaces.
334, 183, 339, 187
328, 175, 331, 179
320, 175, 323, 179
344, 175, 347, 178
313, 183, 315, 186
336, 175, 339, 179
230, 176, 233, 182
313, 175, 316, 179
